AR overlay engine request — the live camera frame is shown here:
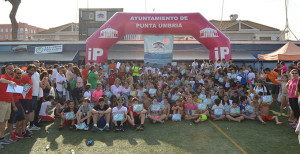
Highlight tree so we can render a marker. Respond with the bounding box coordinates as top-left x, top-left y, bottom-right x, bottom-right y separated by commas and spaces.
5, 0, 21, 40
